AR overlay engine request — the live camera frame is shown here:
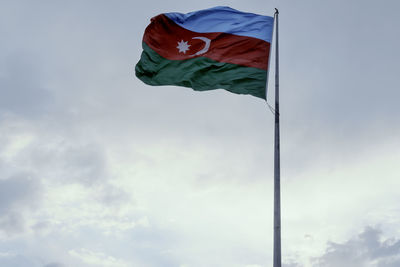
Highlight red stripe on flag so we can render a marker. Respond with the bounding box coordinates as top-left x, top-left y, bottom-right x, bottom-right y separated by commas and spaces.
143, 14, 270, 70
